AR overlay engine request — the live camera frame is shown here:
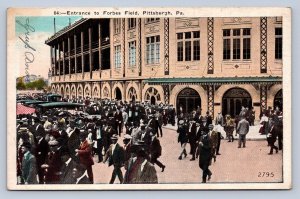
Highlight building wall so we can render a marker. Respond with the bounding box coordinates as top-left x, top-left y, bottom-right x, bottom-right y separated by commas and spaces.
48, 17, 283, 118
